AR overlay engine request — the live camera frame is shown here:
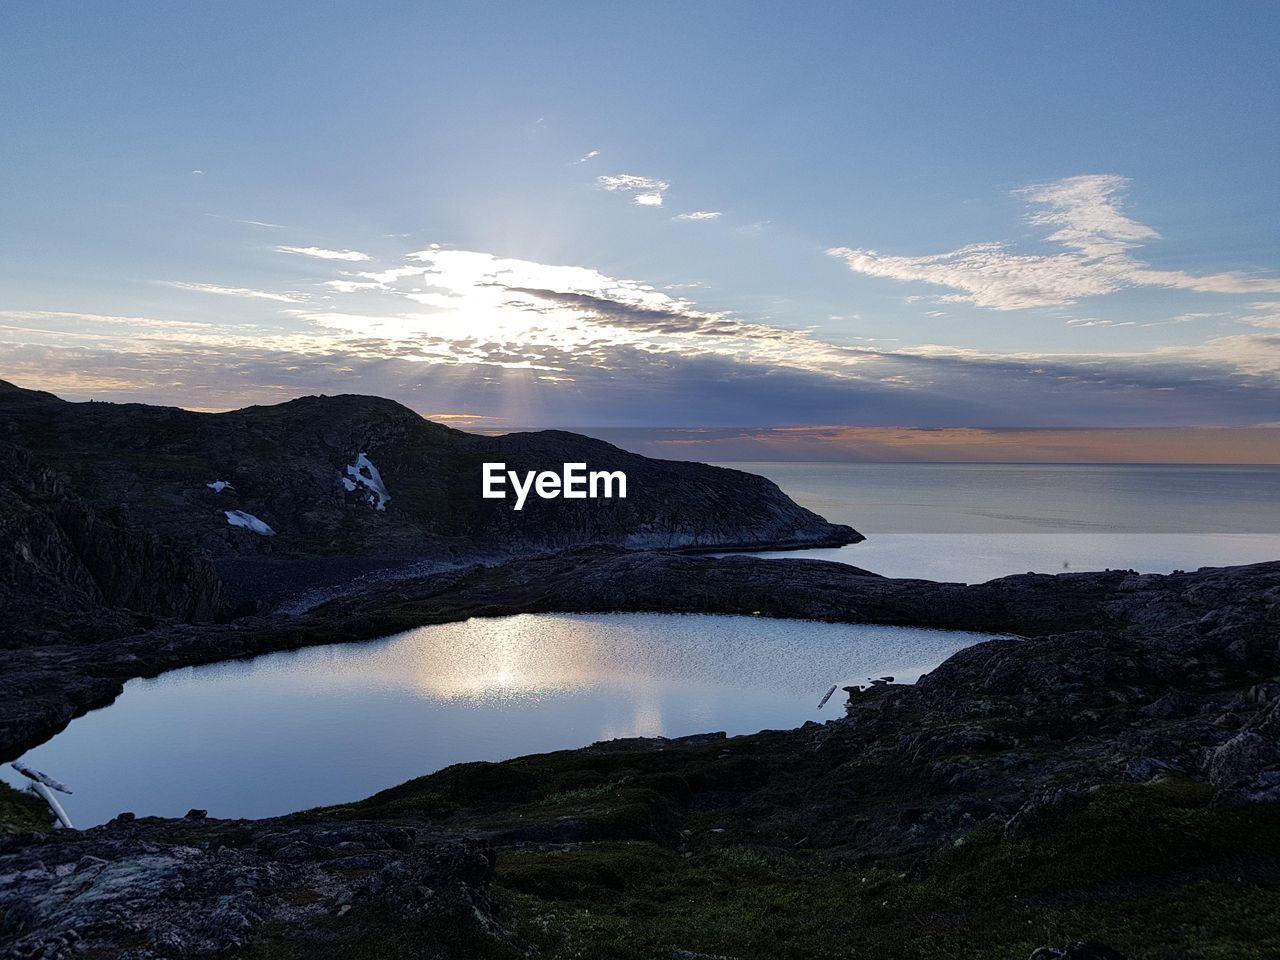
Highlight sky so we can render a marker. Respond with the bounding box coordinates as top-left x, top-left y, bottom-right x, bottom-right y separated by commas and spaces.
2, 2, 1280, 439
